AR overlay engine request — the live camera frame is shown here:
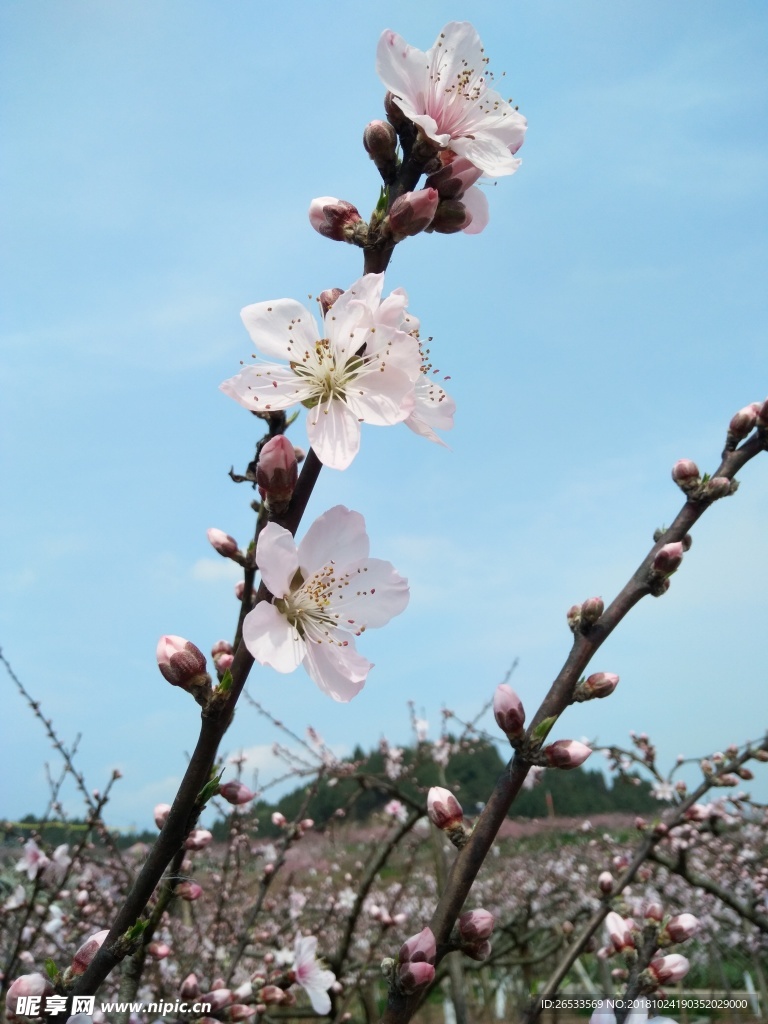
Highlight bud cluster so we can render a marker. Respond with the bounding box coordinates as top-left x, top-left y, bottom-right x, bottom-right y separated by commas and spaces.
396, 927, 436, 994
566, 597, 603, 635
597, 903, 697, 996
